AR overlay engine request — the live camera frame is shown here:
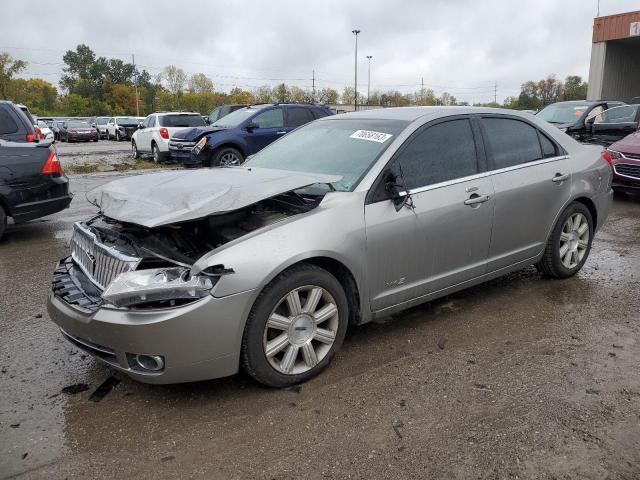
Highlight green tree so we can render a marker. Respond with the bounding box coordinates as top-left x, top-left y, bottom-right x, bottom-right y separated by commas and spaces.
562, 75, 588, 101
317, 87, 338, 104
188, 73, 214, 93
0, 52, 27, 98
517, 81, 541, 110
253, 85, 273, 104
59, 93, 90, 116
229, 87, 255, 105
273, 83, 290, 103
538, 75, 562, 107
